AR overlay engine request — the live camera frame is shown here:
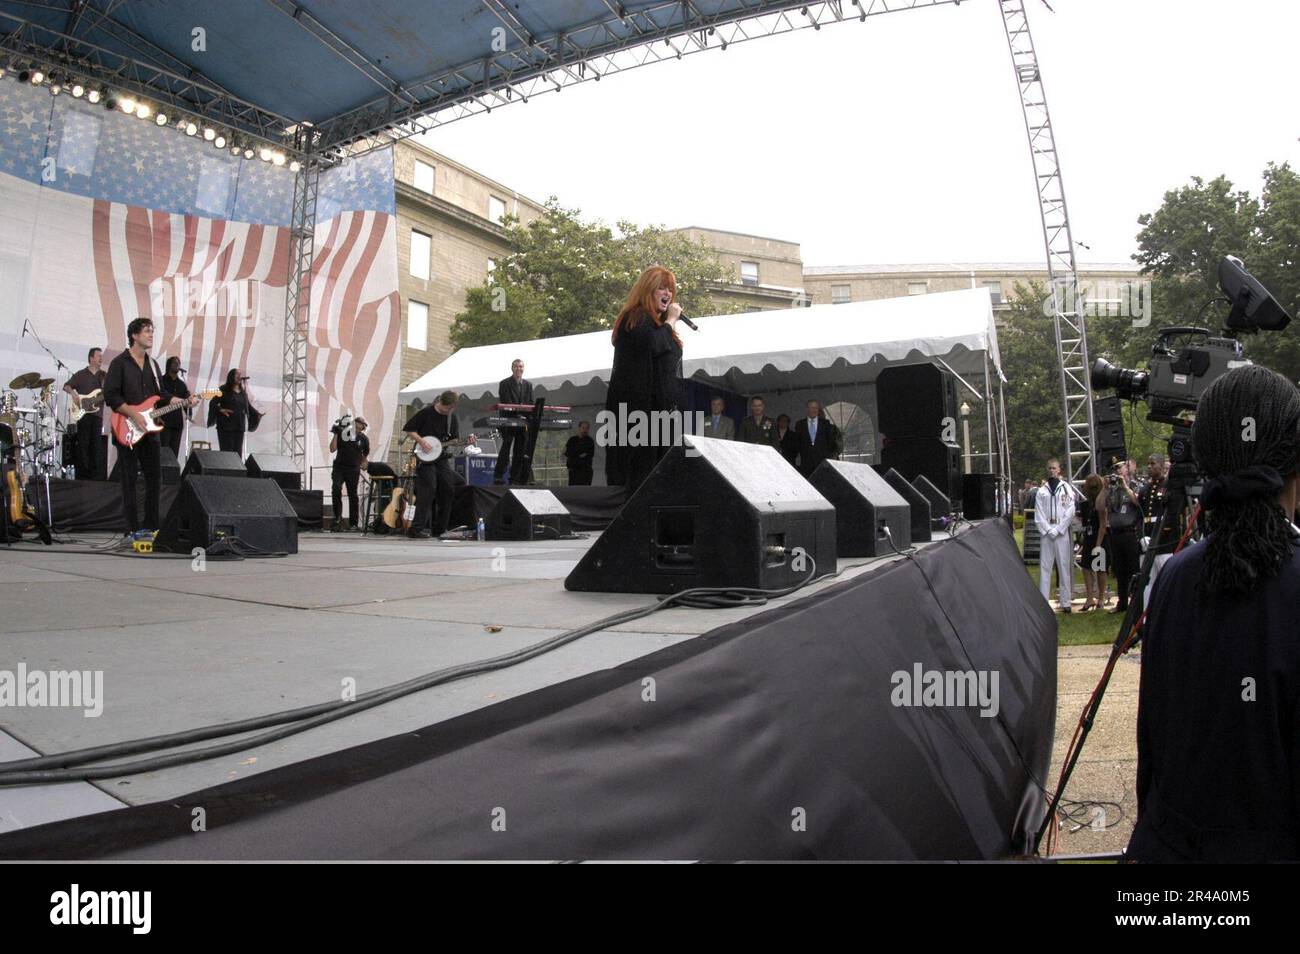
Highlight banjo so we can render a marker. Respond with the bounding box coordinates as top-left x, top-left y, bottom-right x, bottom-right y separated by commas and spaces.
413, 436, 482, 463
